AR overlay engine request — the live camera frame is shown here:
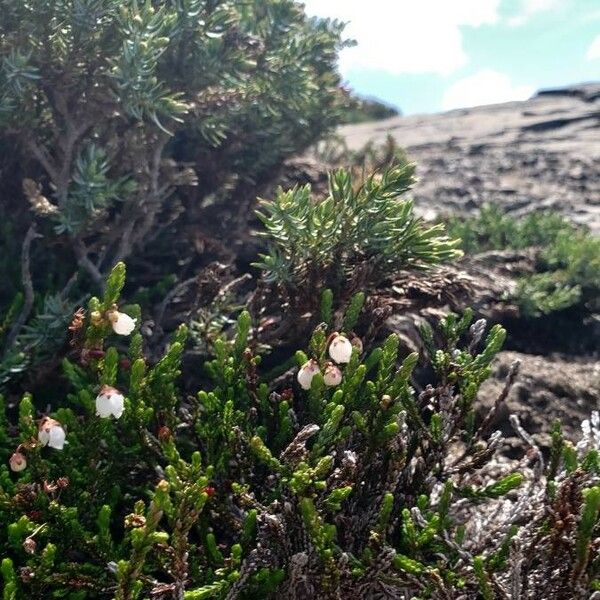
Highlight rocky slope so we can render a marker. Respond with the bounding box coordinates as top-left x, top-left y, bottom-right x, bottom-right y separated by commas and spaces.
340, 83, 600, 233
339, 83, 600, 449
